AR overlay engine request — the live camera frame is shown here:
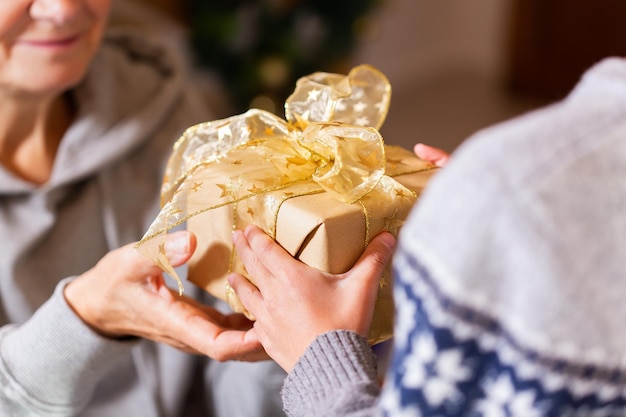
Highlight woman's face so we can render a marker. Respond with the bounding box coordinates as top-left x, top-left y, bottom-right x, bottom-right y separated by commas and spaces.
0, 0, 112, 97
